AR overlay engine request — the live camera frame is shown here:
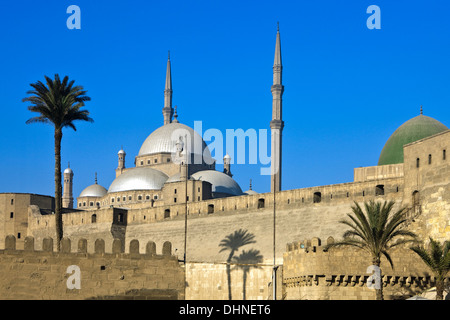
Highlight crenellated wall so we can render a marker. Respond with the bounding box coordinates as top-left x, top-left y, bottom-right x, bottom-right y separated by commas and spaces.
283, 236, 448, 300
0, 235, 184, 300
